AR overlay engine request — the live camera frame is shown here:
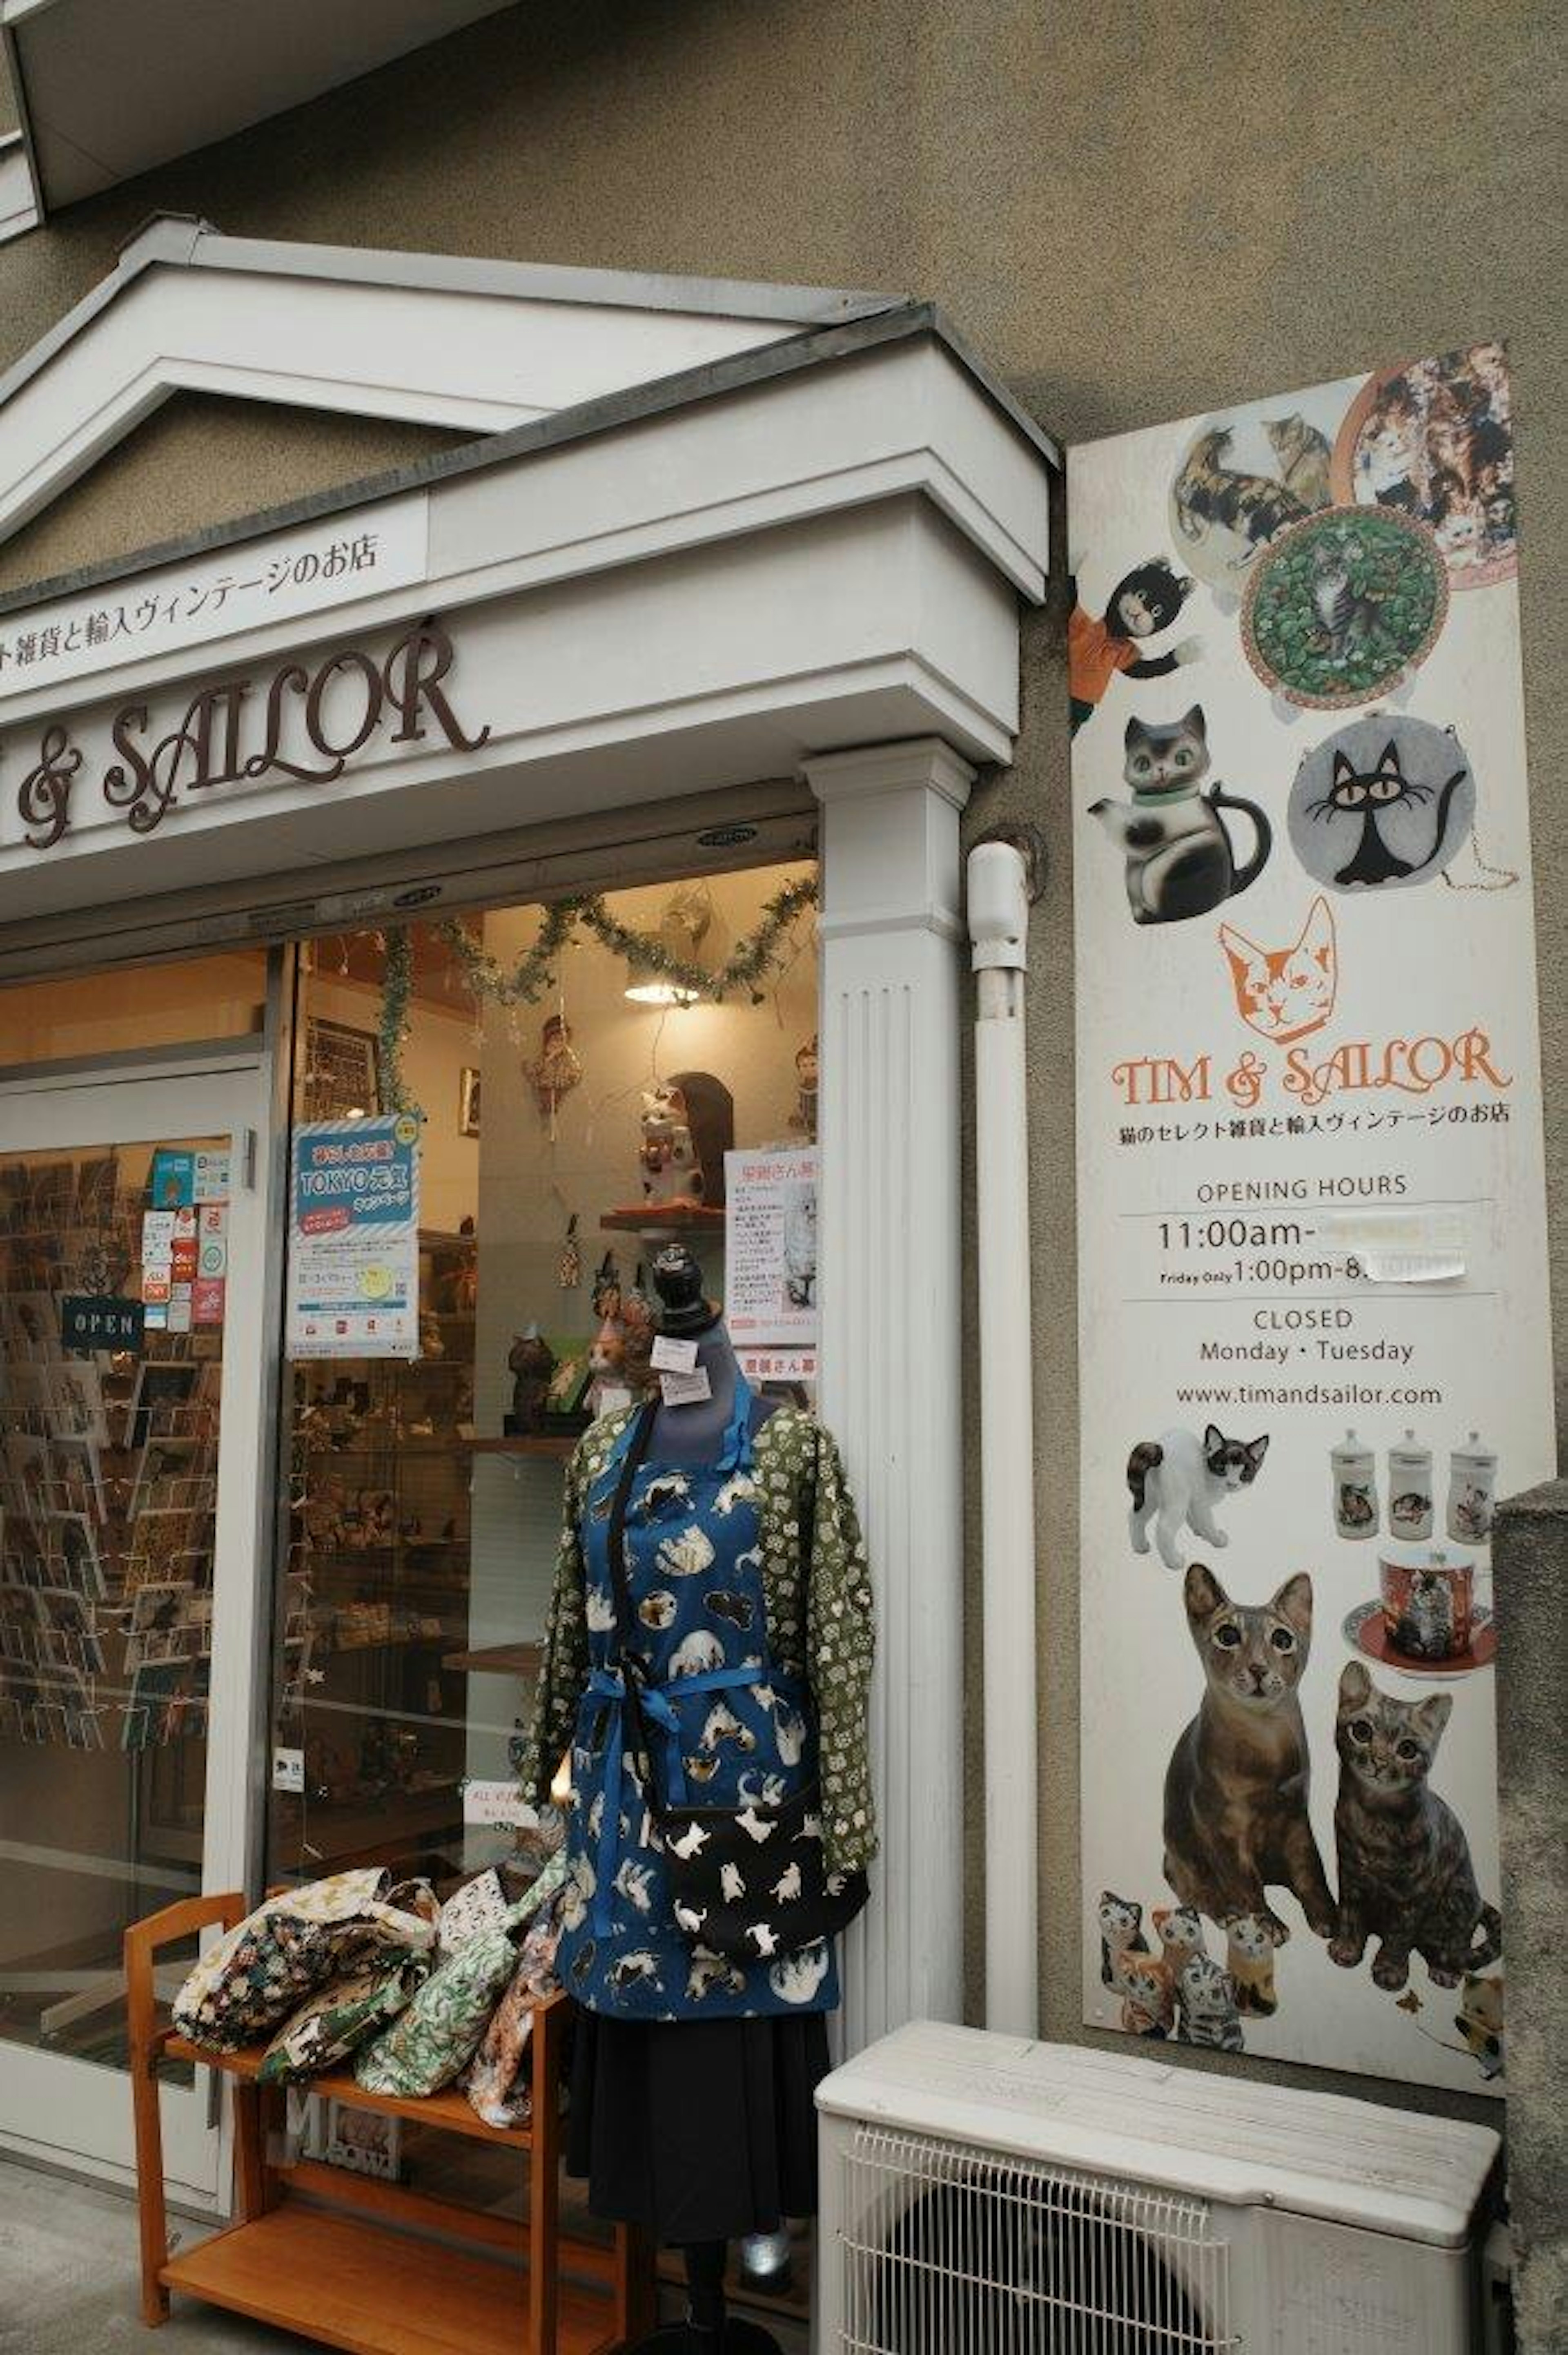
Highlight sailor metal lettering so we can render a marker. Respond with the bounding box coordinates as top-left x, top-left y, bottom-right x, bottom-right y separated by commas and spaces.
16, 619, 491, 849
